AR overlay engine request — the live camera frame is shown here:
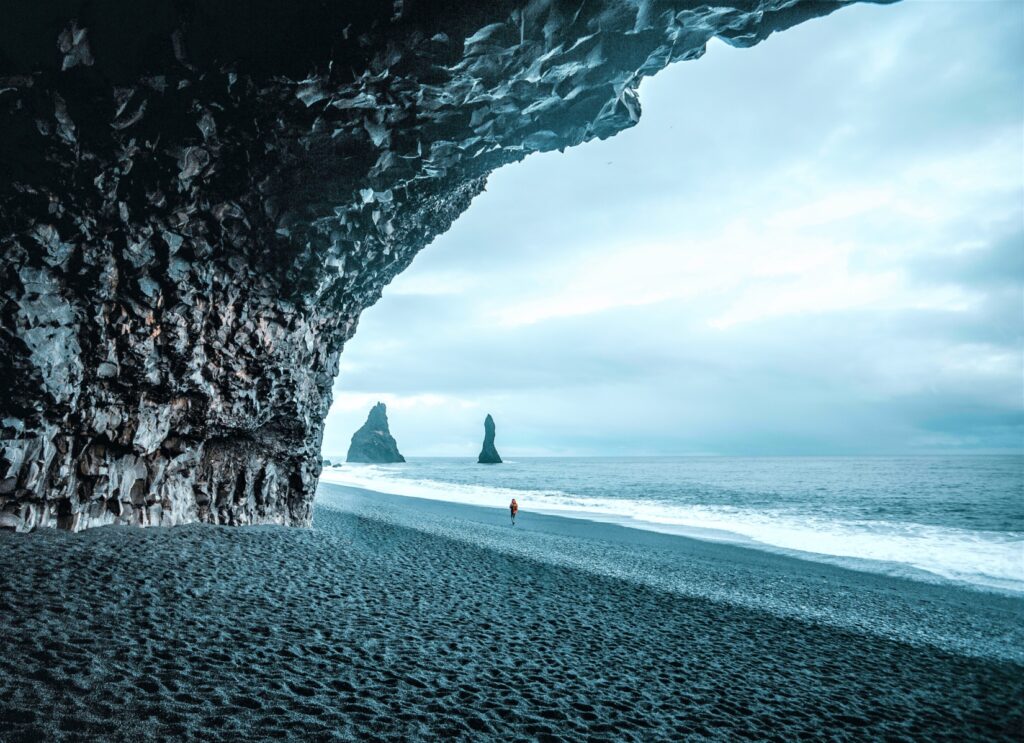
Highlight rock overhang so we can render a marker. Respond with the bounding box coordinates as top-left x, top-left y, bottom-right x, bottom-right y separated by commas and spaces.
0, 0, 896, 530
